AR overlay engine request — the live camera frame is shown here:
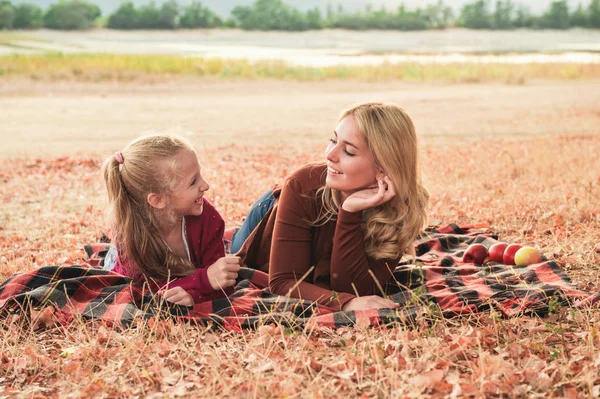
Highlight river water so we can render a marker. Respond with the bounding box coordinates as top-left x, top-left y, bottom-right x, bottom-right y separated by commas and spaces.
2, 28, 599, 65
